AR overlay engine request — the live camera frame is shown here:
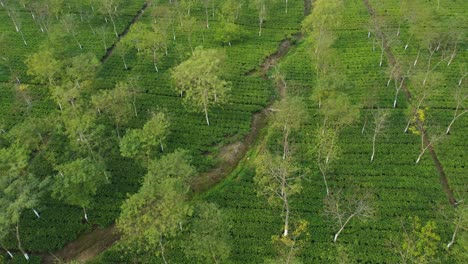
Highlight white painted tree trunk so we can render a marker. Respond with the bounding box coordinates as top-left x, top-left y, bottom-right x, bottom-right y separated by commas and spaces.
447, 223, 459, 249
371, 134, 377, 162
416, 145, 430, 164
83, 207, 88, 221
334, 213, 357, 242
32, 208, 40, 218
446, 110, 467, 135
